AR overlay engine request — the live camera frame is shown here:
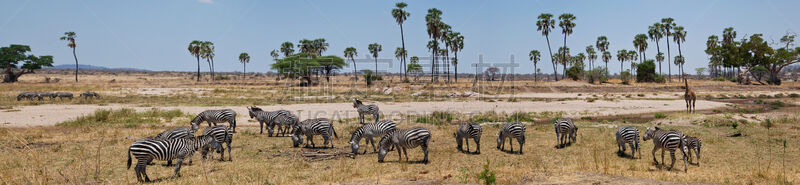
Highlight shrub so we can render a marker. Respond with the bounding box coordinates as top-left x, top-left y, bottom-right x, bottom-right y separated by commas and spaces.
506, 112, 534, 122
790, 93, 800, 98
712, 77, 727, 81
57, 108, 185, 128
654, 113, 667, 119
636, 59, 658, 82
362, 70, 380, 86
477, 159, 496, 185
214, 75, 231, 80
566, 65, 584, 81
587, 67, 609, 84
620, 71, 632, 85
769, 101, 785, 110
416, 111, 454, 125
